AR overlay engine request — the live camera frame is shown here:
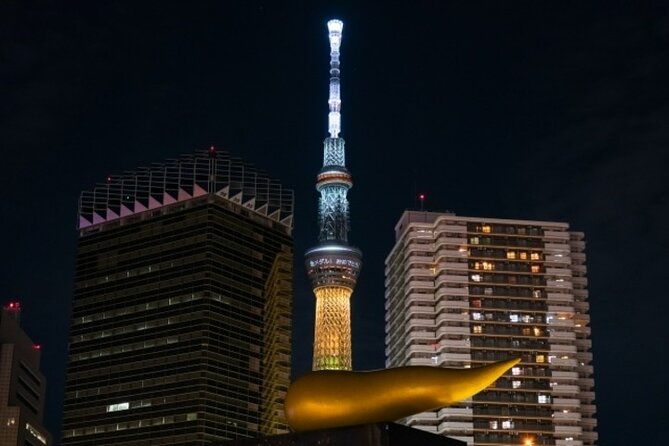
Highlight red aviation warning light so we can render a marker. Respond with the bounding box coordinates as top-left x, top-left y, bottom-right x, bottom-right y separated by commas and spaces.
419, 193, 426, 211
5, 301, 21, 311
208, 145, 217, 158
